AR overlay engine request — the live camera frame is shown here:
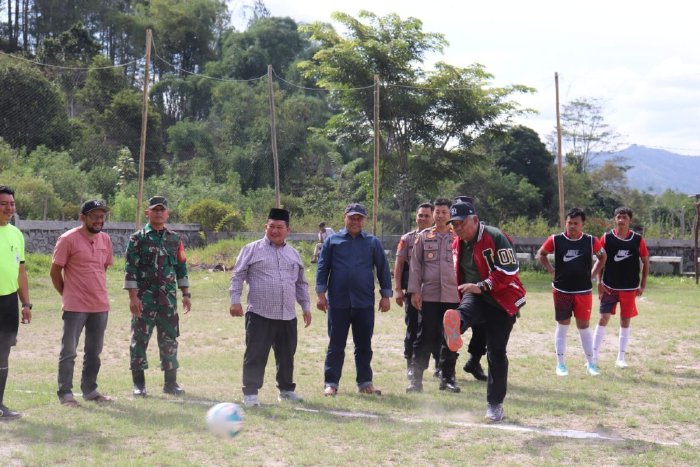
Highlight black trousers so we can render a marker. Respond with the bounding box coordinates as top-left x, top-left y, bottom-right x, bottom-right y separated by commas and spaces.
455, 293, 516, 405
242, 313, 297, 396
412, 301, 459, 374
